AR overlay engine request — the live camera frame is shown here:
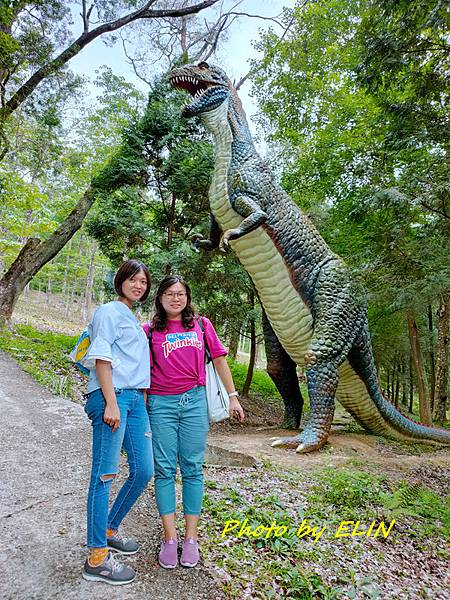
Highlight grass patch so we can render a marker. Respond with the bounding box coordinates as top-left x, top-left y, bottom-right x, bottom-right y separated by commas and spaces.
202, 485, 341, 599
0, 324, 82, 400
200, 465, 403, 598
309, 468, 386, 522
227, 358, 282, 402
201, 464, 448, 597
